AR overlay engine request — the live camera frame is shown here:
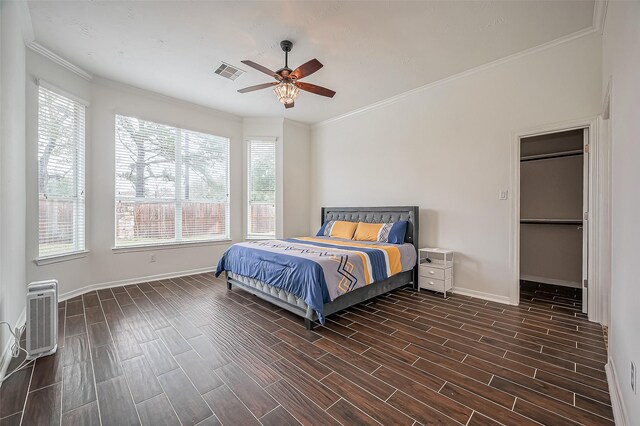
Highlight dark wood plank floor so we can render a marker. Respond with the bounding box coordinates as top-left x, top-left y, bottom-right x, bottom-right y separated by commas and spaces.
520, 281, 584, 312
0, 273, 612, 425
